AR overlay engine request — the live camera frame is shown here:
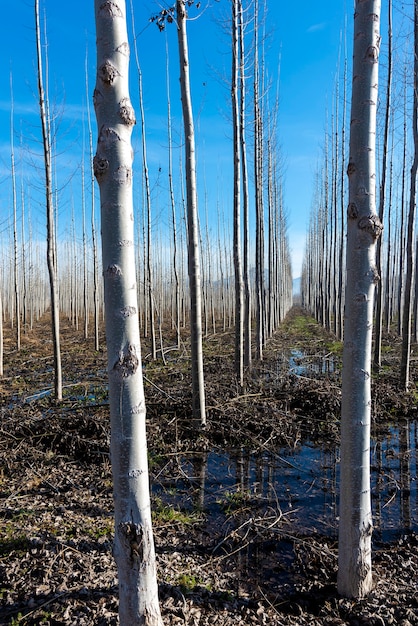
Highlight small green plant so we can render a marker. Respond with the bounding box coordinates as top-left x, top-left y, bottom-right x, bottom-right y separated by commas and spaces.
152, 498, 201, 525
177, 573, 198, 592
217, 489, 251, 514
86, 519, 114, 540
9, 611, 24, 625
